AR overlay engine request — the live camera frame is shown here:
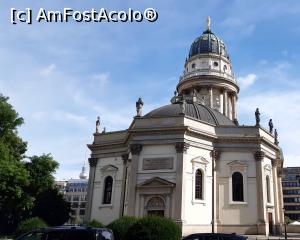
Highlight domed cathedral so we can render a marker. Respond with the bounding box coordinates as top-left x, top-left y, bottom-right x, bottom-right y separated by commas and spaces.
85, 18, 284, 236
